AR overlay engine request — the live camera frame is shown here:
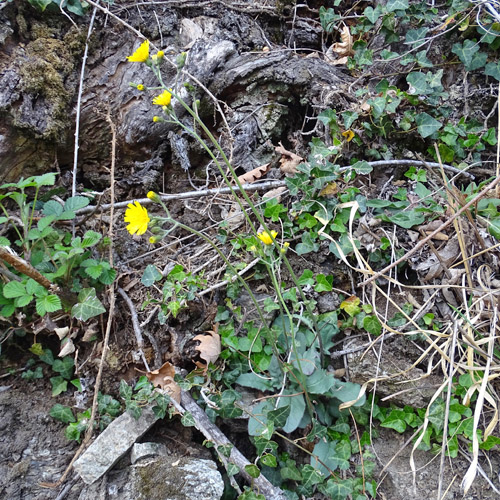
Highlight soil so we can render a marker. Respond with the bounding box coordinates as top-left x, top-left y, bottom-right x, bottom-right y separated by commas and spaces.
0, 1, 499, 499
